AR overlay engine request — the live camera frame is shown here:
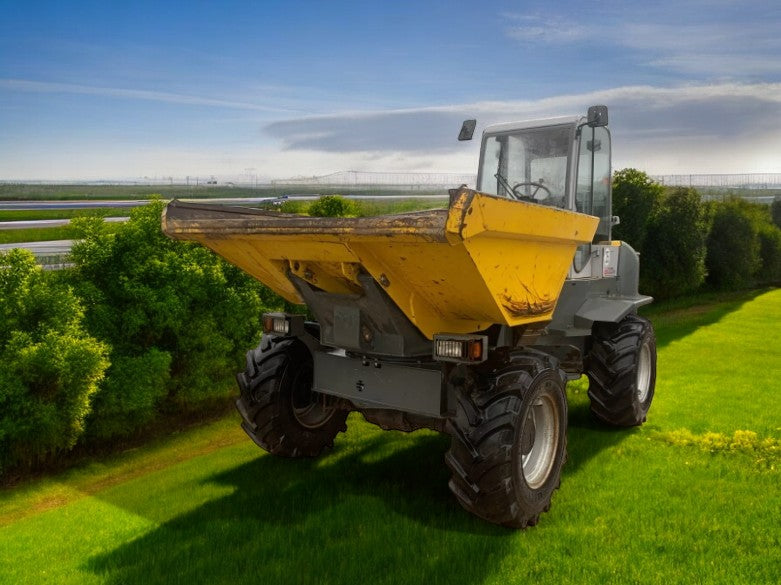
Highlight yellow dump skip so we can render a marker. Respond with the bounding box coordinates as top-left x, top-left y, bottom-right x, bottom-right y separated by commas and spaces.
162, 189, 598, 339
